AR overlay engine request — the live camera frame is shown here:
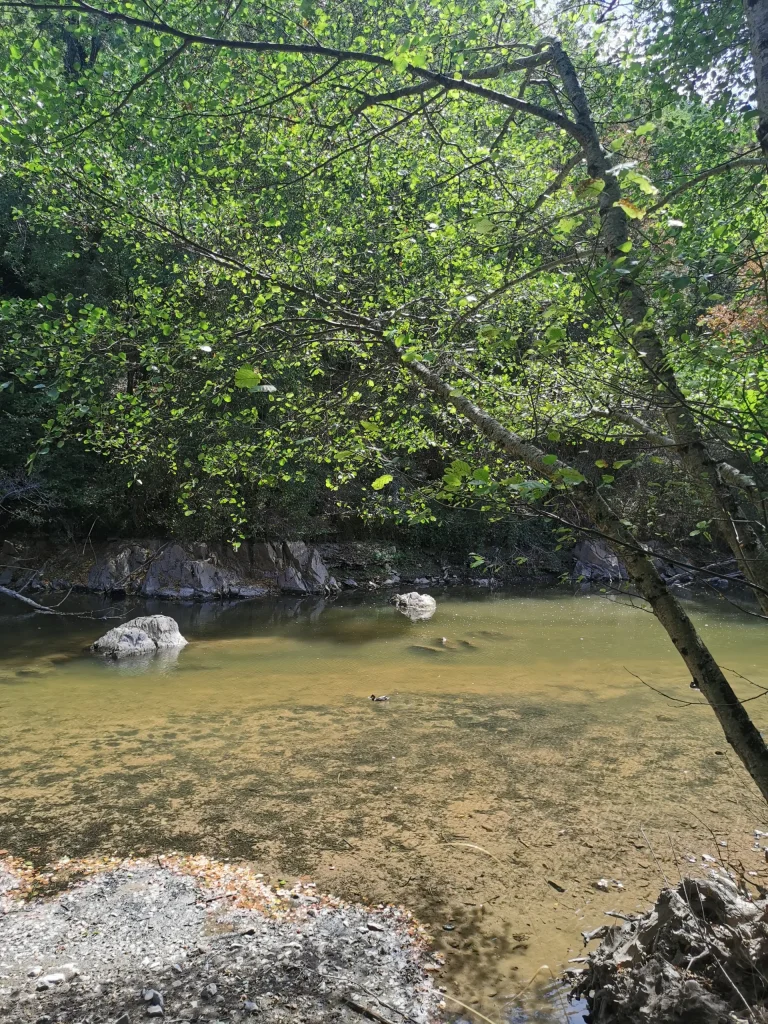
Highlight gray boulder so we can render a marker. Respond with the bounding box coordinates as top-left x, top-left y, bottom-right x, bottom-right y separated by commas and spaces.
573, 538, 626, 582
91, 615, 188, 659
275, 542, 332, 593
393, 592, 437, 621
142, 544, 230, 599
88, 545, 151, 594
